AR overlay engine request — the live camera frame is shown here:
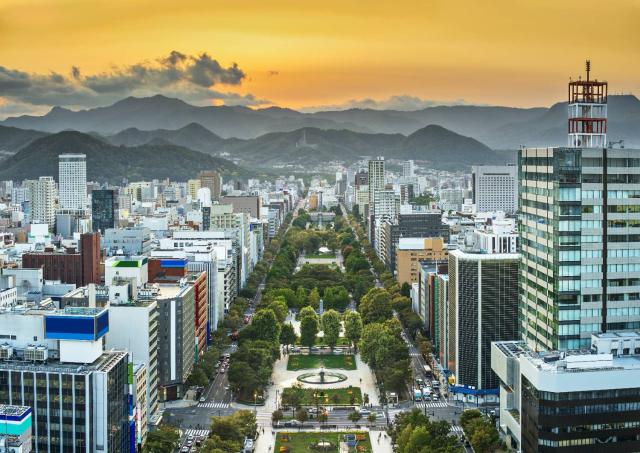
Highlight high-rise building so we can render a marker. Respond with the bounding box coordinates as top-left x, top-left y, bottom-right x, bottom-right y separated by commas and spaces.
92, 189, 117, 233
187, 179, 201, 200
354, 170, 368, 189
25, 177, 56, 229
58, 154, 87, 211
492, 333, 640, 453
402, 160, 415, 178
472, 165, 518, 213
367, 157, 385, 208
448, 249, 519, 397
199, 170, 221, 201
